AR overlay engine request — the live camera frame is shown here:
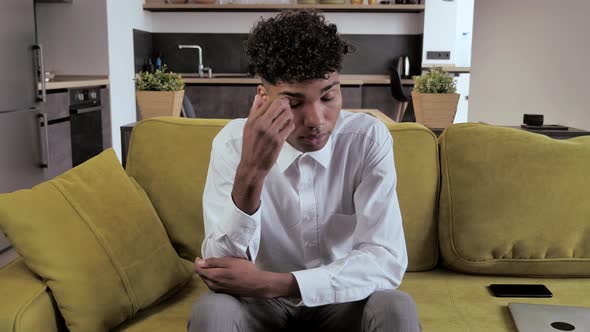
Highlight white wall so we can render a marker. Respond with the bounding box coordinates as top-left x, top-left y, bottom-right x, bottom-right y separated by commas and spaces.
422, 0, 473, 66
469, 0, 590, 130
106, 0, 152, 159
422, 0, 457, 65
454, 0, 473, 66
150, 12, 424, 35
35, 0, 109, 75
